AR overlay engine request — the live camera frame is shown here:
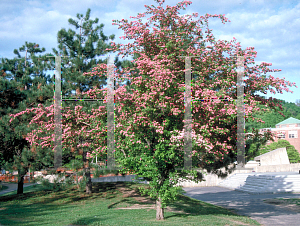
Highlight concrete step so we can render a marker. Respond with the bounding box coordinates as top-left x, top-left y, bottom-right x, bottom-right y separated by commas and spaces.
237, 187, 300, 194
218, 173, 300, 194
242, 184, 300, 190
218, 174, 250, 188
